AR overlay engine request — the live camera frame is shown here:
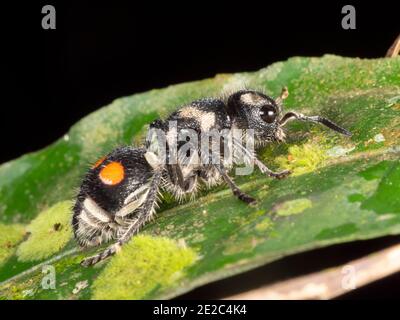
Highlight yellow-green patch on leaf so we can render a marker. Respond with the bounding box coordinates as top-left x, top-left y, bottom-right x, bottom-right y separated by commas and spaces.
276, 198, 313, 216
92, 235, 197, 300
16, 201, 73, 262
275, 142, 328, 176
255, 217, 273, 232
0, 223, 25, 266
